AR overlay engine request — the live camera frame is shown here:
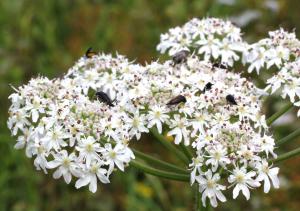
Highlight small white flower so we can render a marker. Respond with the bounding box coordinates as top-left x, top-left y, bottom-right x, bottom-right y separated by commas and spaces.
76, 136, 102, 166
205, 145, 230, 172
247, 47, 267, 74
48, 150, 78, 184
75, 161, 110, 193
189, 154, 204, 184
147, 105, 169, 134
127, 112, 149, 140
101, 143, 134, 173
196, 170, 226, 207
228, 167, 260, 200
42, 125, 69, 151
167, 114, 190, 145
255, 159, 280, 193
